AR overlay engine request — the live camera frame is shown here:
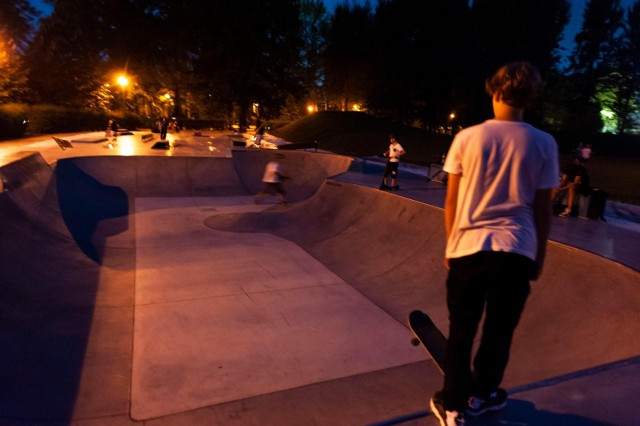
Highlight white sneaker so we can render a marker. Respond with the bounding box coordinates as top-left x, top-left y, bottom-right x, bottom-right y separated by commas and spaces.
430, 394, 465, 426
